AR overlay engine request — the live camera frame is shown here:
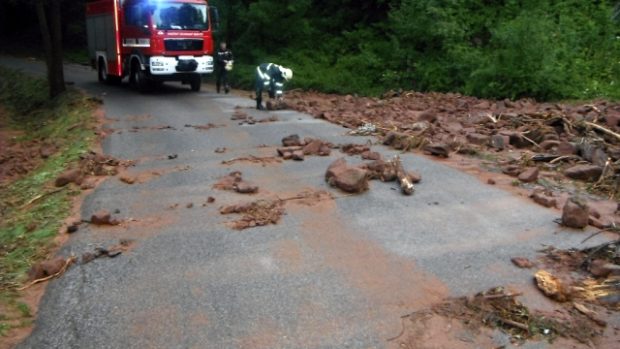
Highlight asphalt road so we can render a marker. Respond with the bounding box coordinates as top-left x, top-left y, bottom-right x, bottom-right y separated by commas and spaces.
1, 56, 614, 349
